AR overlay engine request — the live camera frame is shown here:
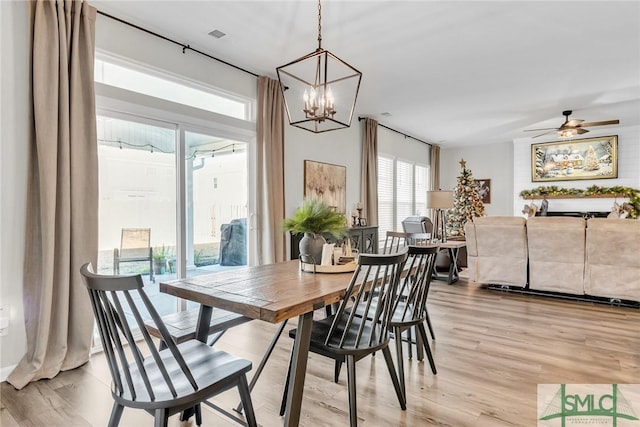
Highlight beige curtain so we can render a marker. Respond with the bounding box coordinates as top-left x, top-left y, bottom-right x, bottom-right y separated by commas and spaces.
361, 118, 378, 225
430, 144, 440, 191
429, 144, 441, 220
8, 0, 98, 390
255, 76, 286, 264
